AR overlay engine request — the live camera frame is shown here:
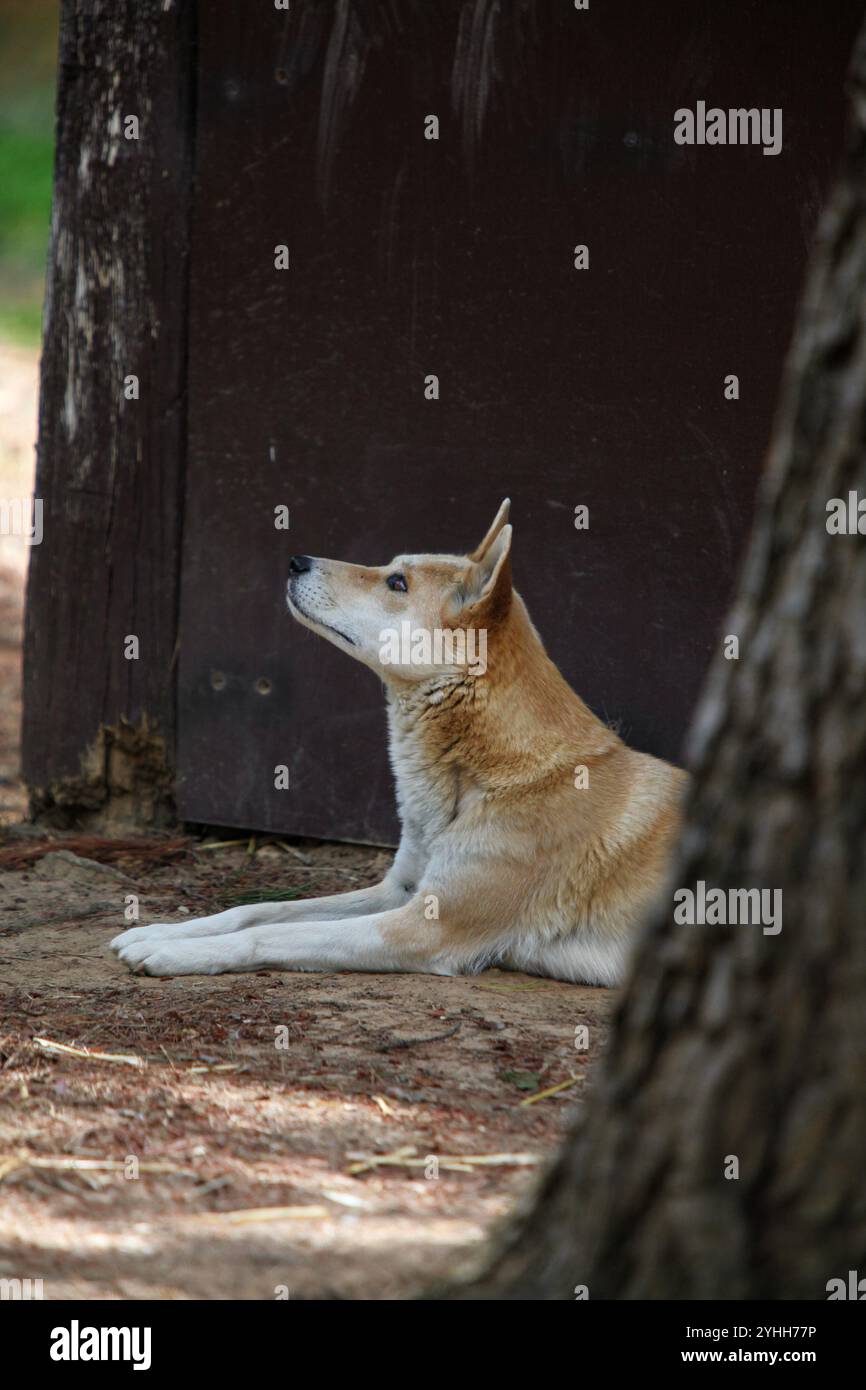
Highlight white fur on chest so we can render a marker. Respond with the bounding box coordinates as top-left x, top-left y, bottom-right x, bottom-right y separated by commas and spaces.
386, 695, 464, 853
